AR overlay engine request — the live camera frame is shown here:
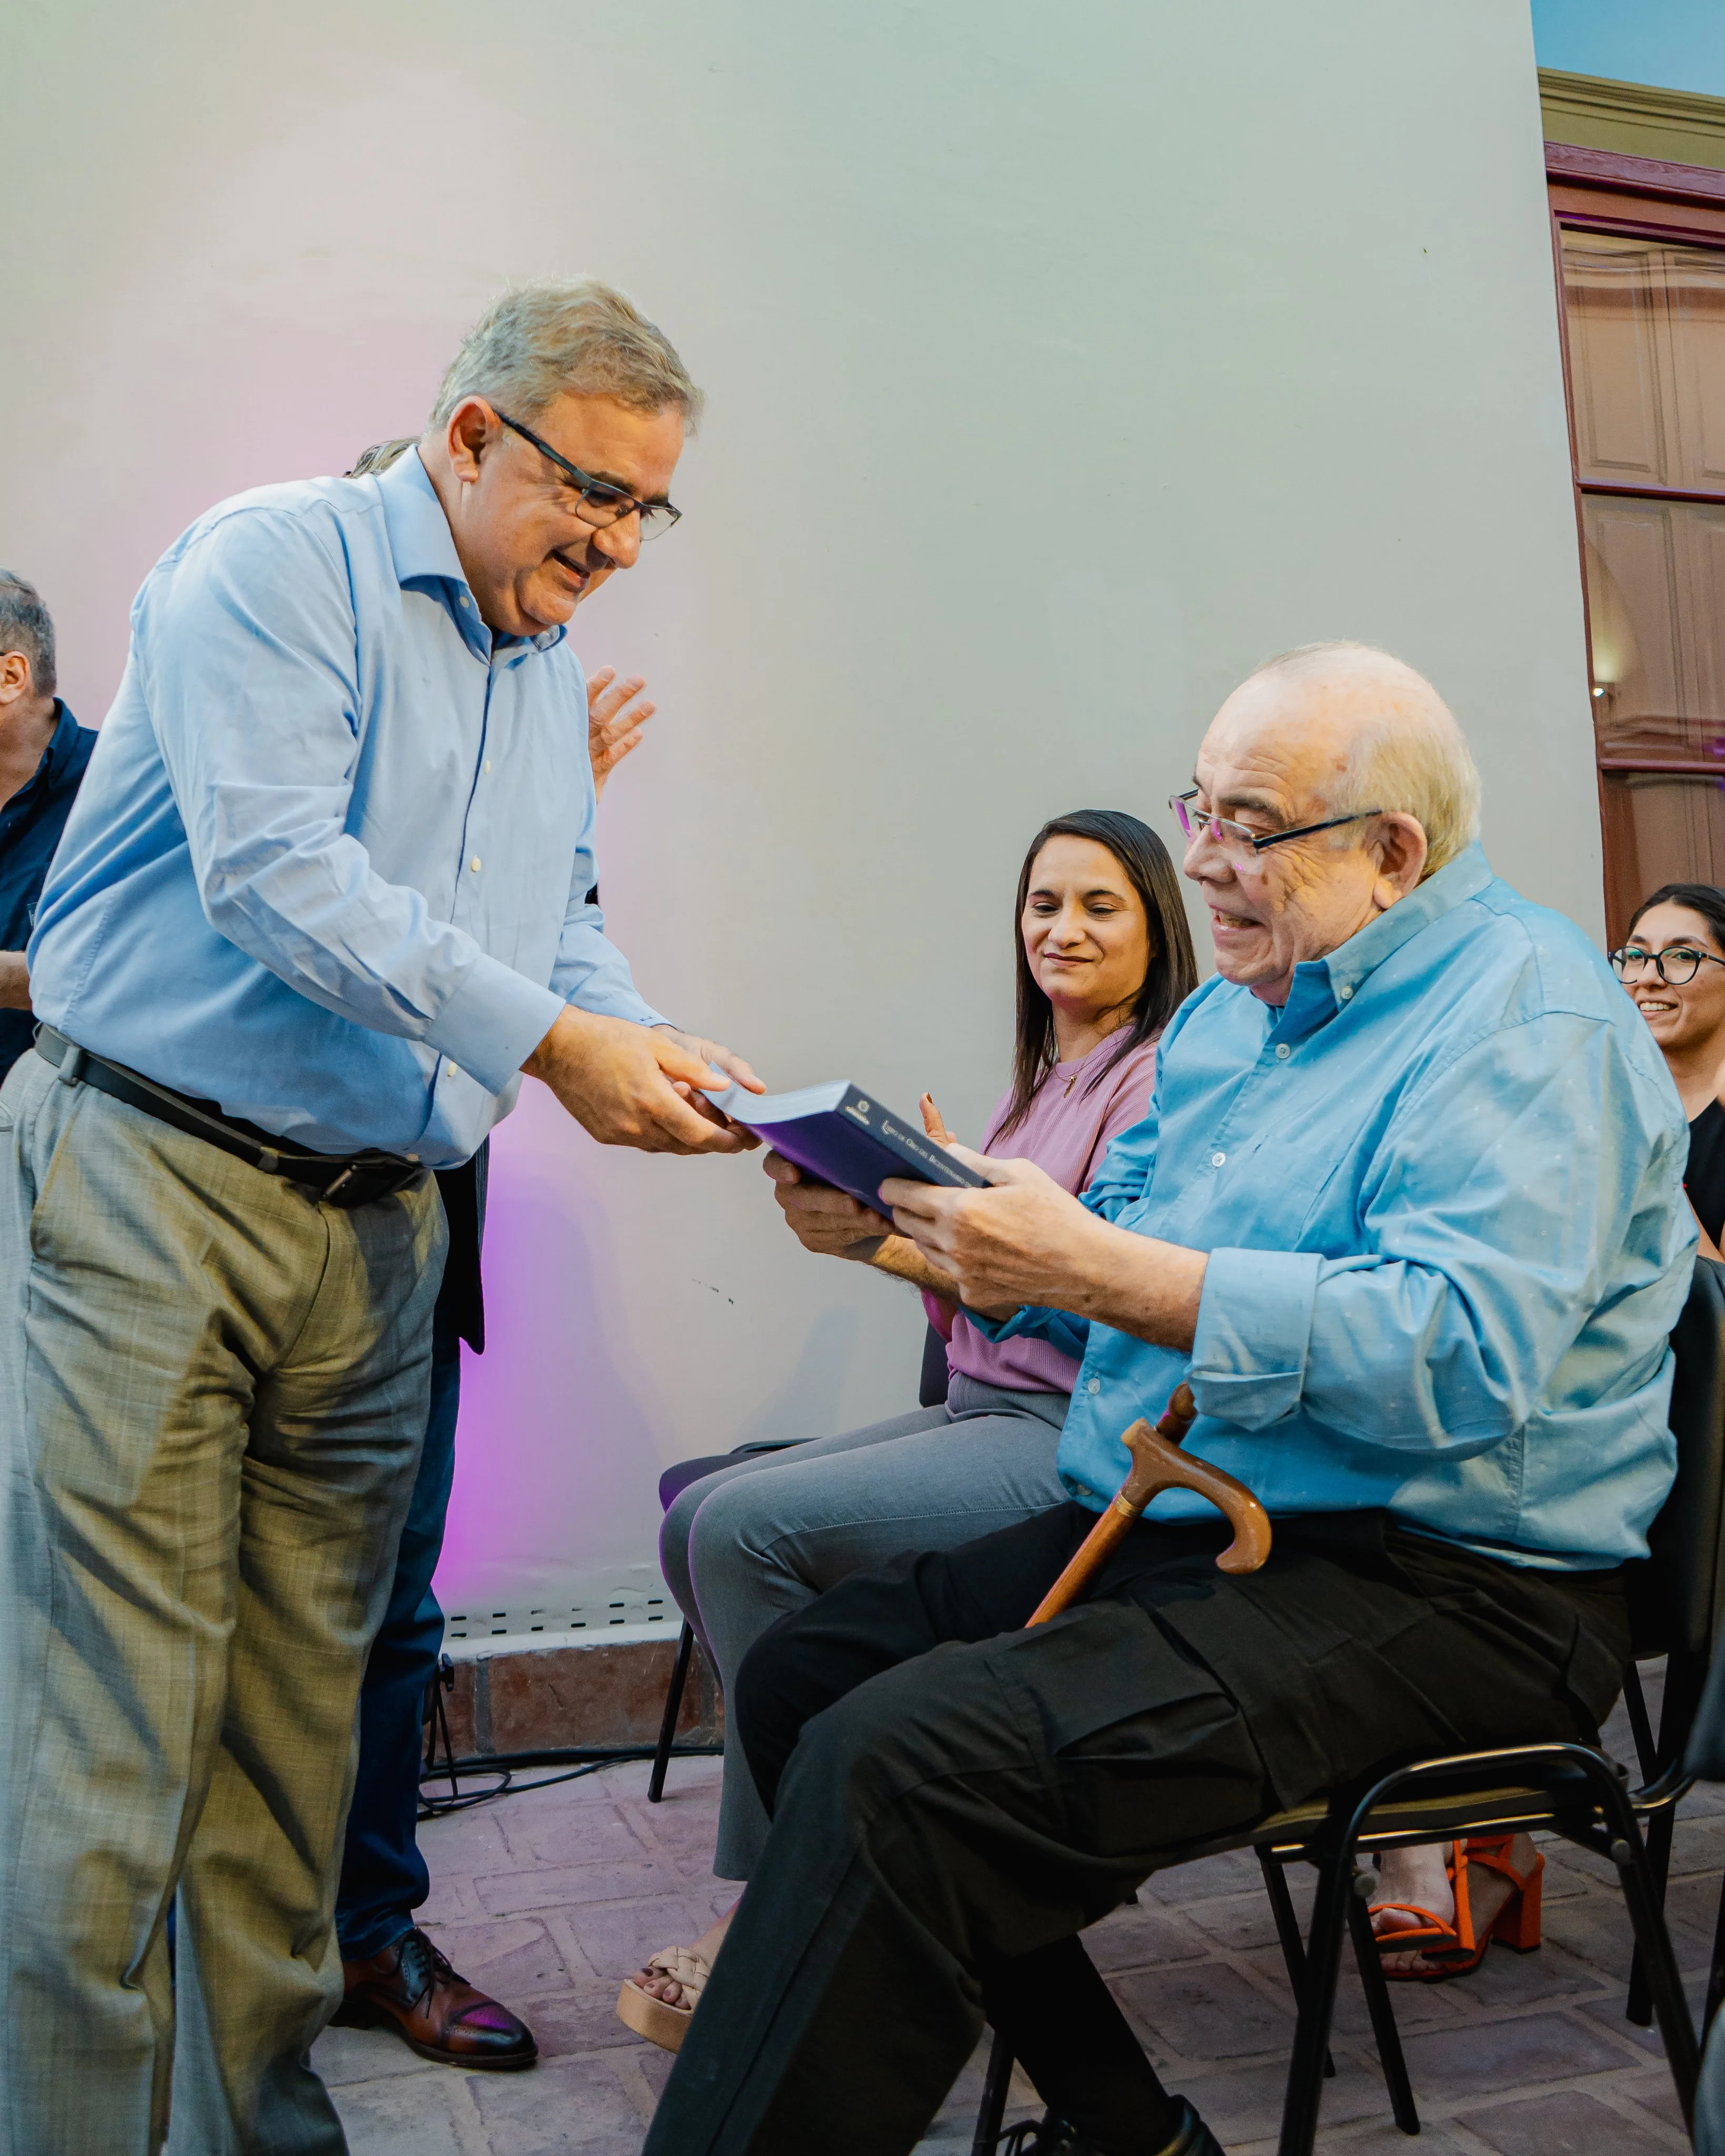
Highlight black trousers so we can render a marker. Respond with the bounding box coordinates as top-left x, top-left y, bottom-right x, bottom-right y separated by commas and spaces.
642, 1504, 1629, 2156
